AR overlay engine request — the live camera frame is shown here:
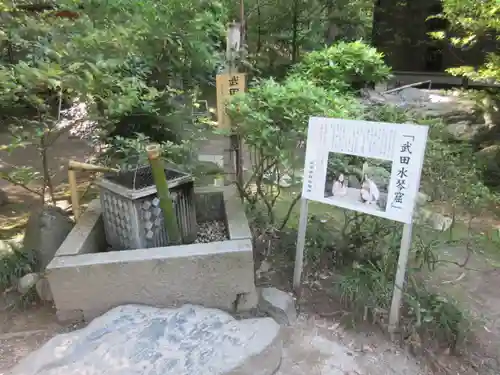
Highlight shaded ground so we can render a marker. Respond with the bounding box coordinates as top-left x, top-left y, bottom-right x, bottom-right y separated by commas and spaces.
0, 300, 63, 374
279, 314, 431, 375
426, 245, 500, 374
